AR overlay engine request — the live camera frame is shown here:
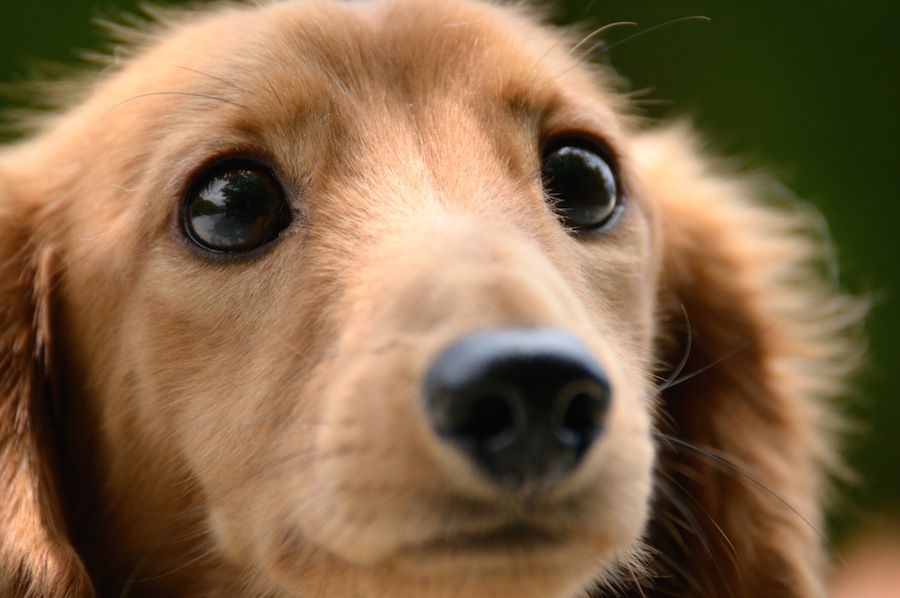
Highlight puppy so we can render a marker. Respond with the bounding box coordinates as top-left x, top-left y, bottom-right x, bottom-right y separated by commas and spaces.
0, 0, 863, 596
